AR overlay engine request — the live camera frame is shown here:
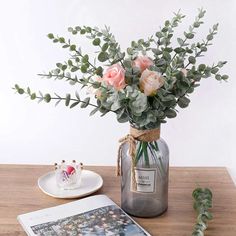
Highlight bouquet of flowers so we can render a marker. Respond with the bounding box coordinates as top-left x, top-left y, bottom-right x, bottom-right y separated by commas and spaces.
15, 8, 228, 221
15, 8, 228, 130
